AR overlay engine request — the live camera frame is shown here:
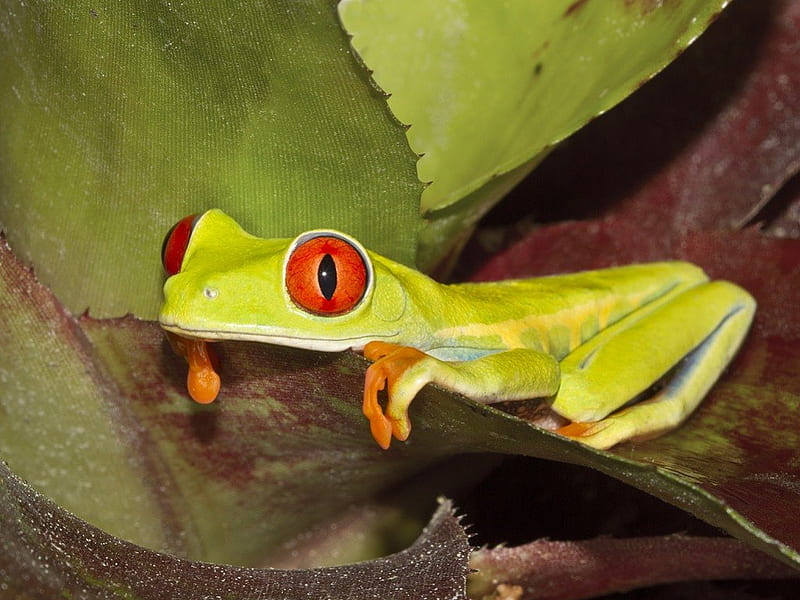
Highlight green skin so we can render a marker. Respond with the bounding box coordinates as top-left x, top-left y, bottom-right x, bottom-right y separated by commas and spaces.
160, 209, 756, 449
